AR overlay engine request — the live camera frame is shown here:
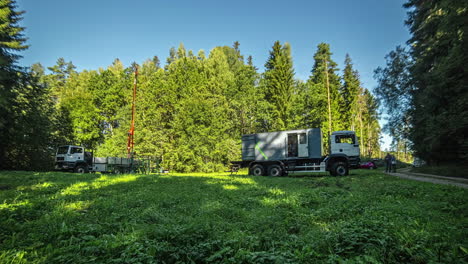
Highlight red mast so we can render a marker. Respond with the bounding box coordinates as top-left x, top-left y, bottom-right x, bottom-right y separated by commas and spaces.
127, 64, 138, 158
